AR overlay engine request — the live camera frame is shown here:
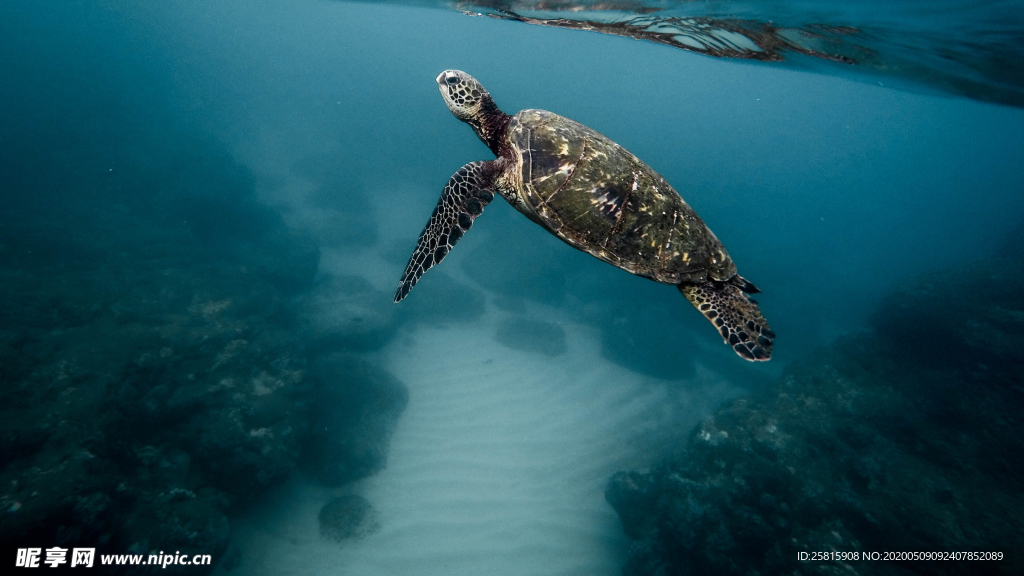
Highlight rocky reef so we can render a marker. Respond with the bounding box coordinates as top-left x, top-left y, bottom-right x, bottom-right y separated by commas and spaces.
607, 256, 1024, 575
0, 130, 408, 572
